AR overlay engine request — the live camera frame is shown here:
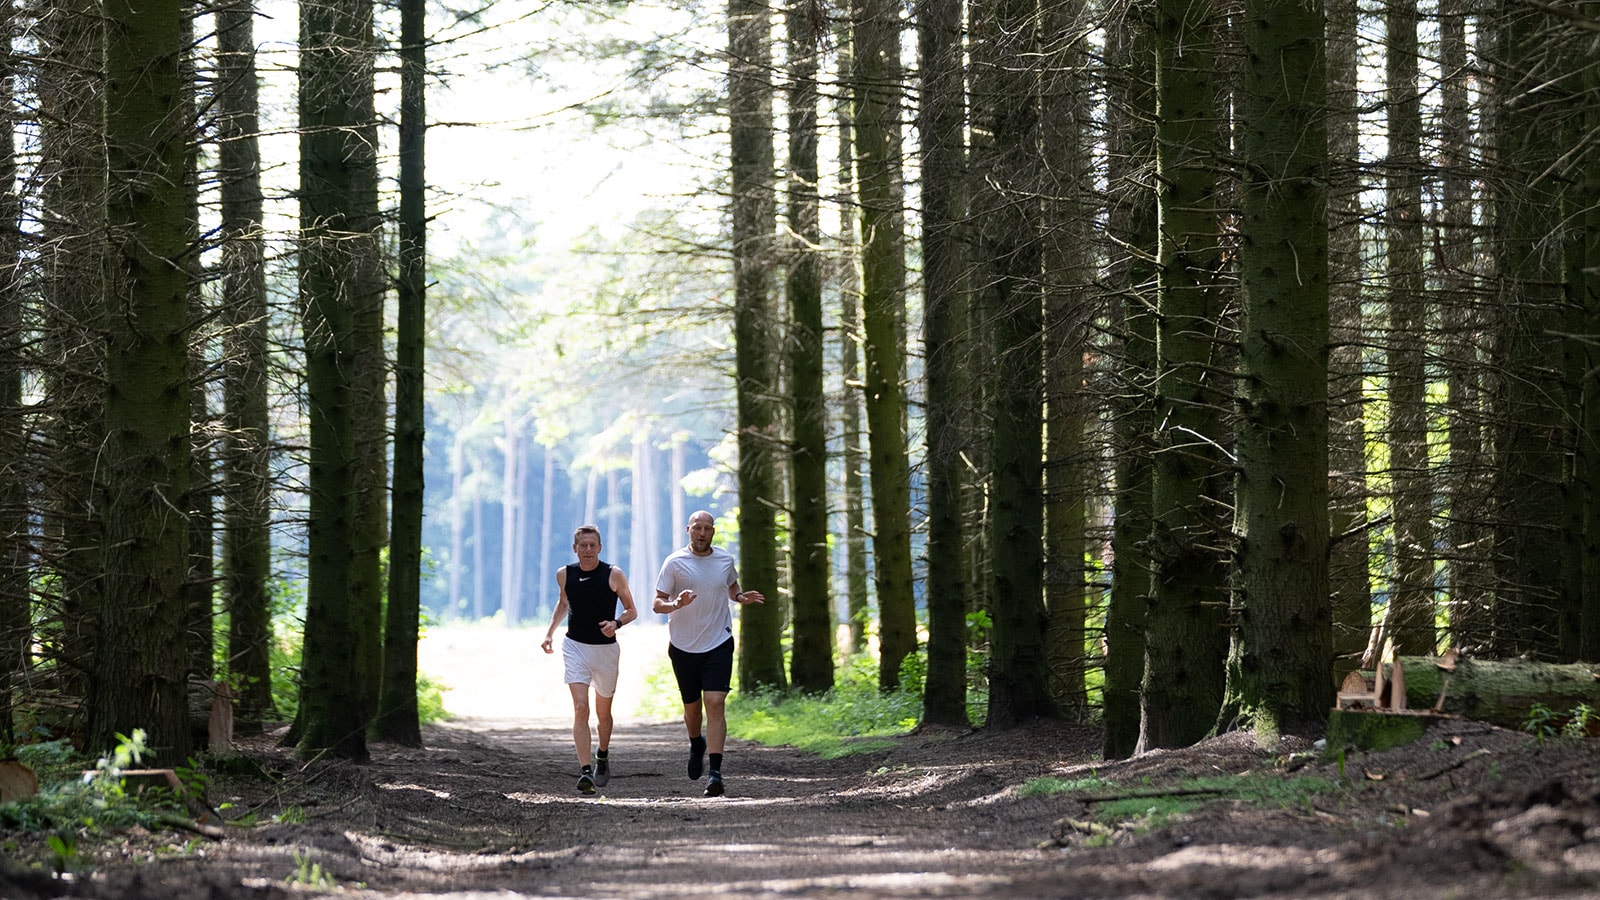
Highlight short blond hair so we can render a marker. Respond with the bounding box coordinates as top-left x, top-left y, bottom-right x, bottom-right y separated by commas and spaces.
573, 524, 601, 544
